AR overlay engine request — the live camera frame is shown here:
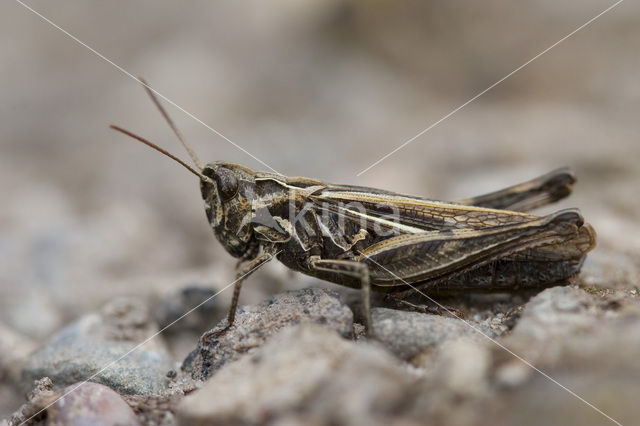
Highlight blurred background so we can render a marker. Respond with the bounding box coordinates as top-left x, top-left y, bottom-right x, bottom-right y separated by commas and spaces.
1, 0, 638, 417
